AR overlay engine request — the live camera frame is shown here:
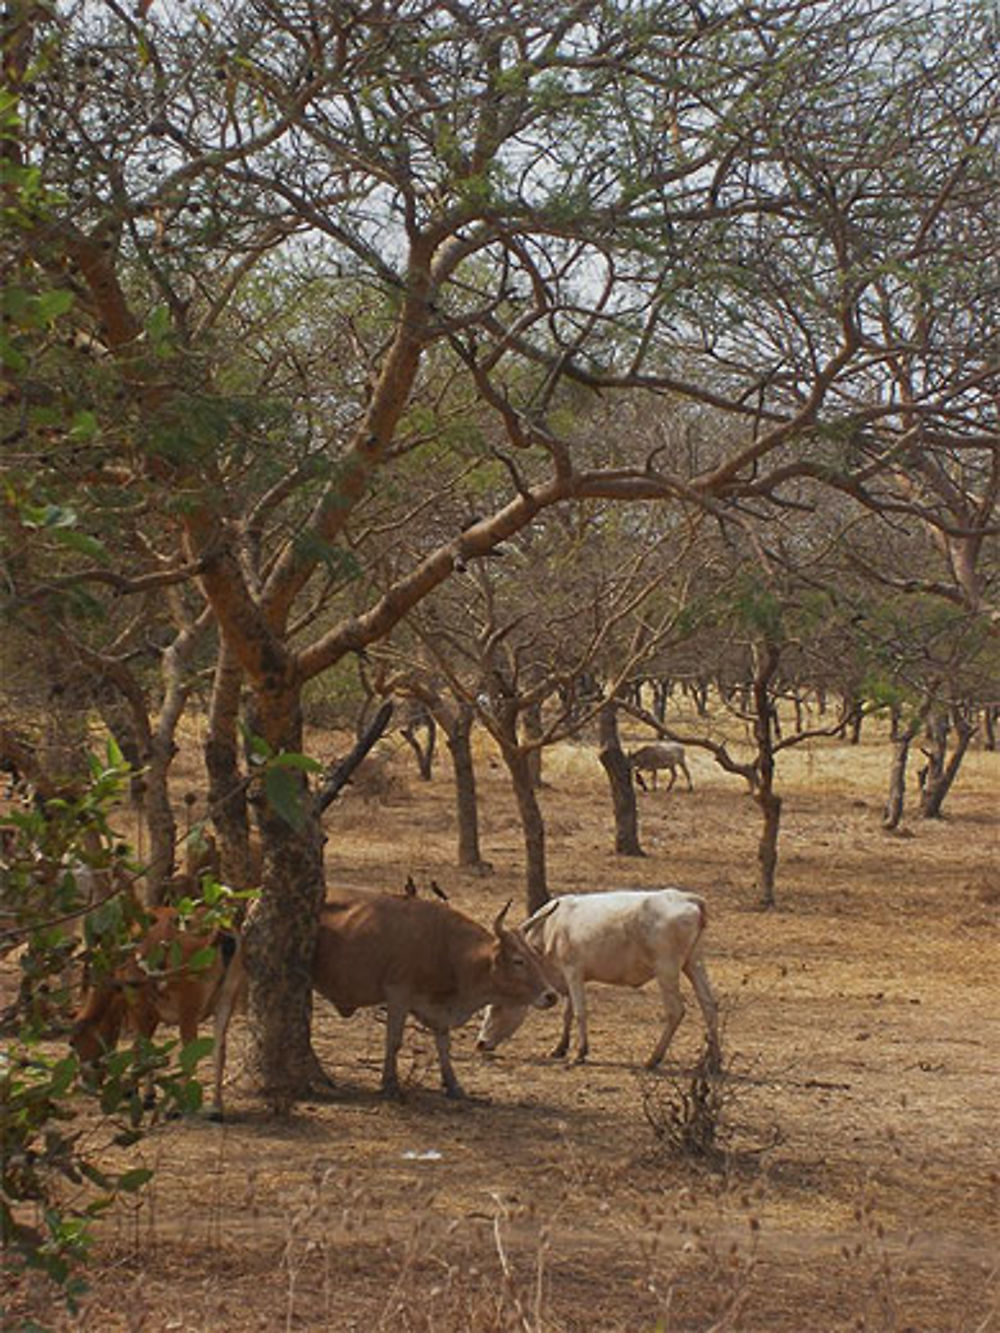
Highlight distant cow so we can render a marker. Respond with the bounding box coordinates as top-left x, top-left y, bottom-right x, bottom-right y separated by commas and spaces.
70, 907, 246, 1119
628, 742, 693, 792
476, 888, 719, 1068
314, 891, 558, 1099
